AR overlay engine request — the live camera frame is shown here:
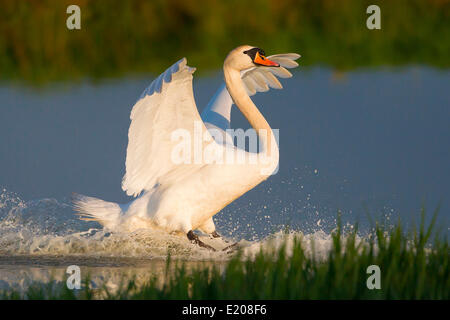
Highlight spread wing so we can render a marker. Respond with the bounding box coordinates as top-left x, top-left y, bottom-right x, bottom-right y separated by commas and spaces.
122, 58, 207, 197
241, 53, 300, 96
